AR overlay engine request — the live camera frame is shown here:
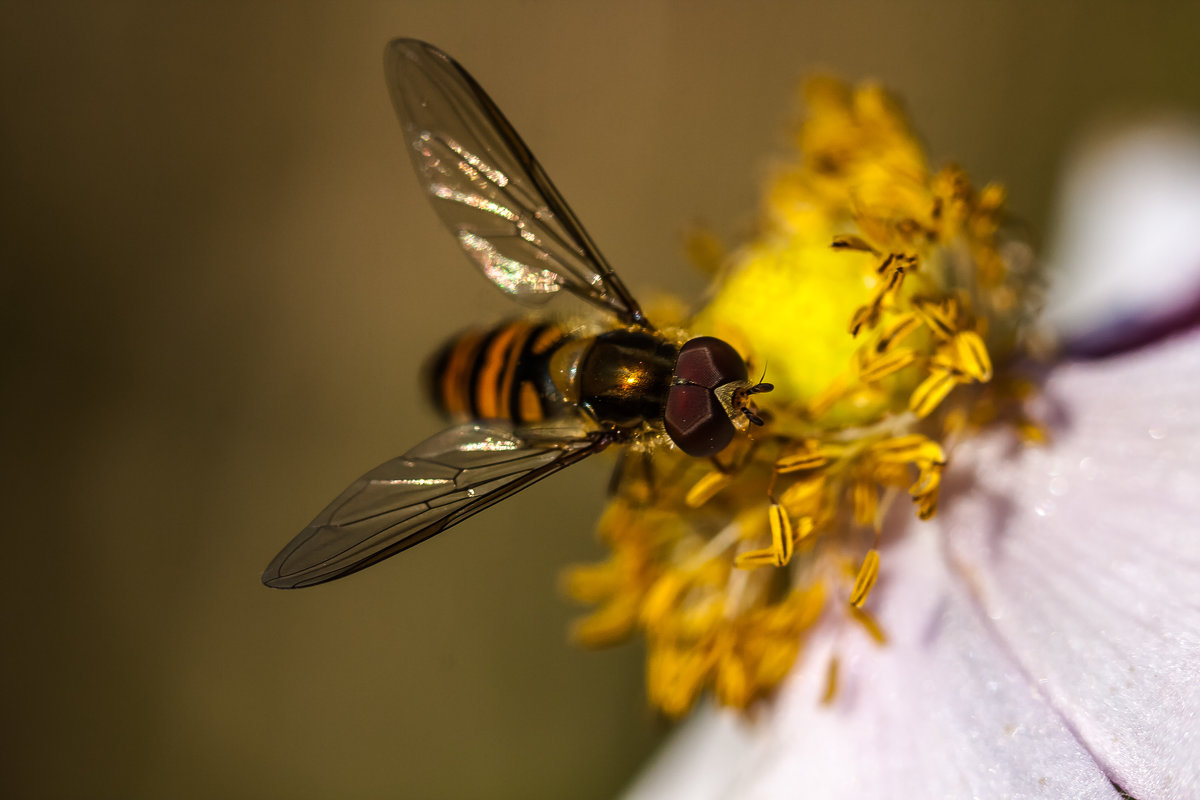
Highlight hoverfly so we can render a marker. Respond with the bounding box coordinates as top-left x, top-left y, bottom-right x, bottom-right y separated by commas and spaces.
262, 39, 771, 589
